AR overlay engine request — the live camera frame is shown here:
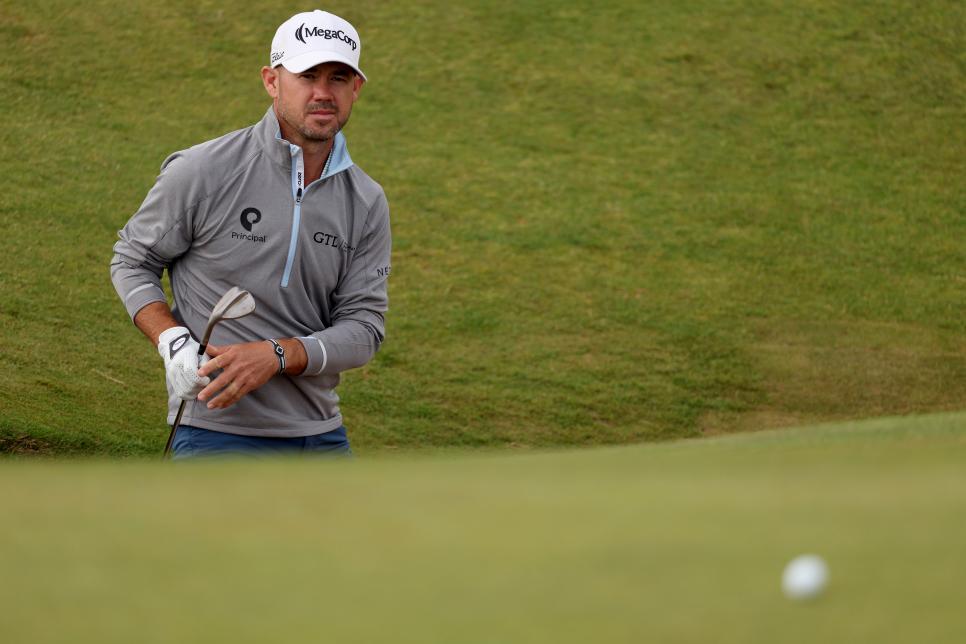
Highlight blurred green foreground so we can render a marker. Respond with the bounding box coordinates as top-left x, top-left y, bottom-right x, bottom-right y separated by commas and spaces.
1, 412, 964, 643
